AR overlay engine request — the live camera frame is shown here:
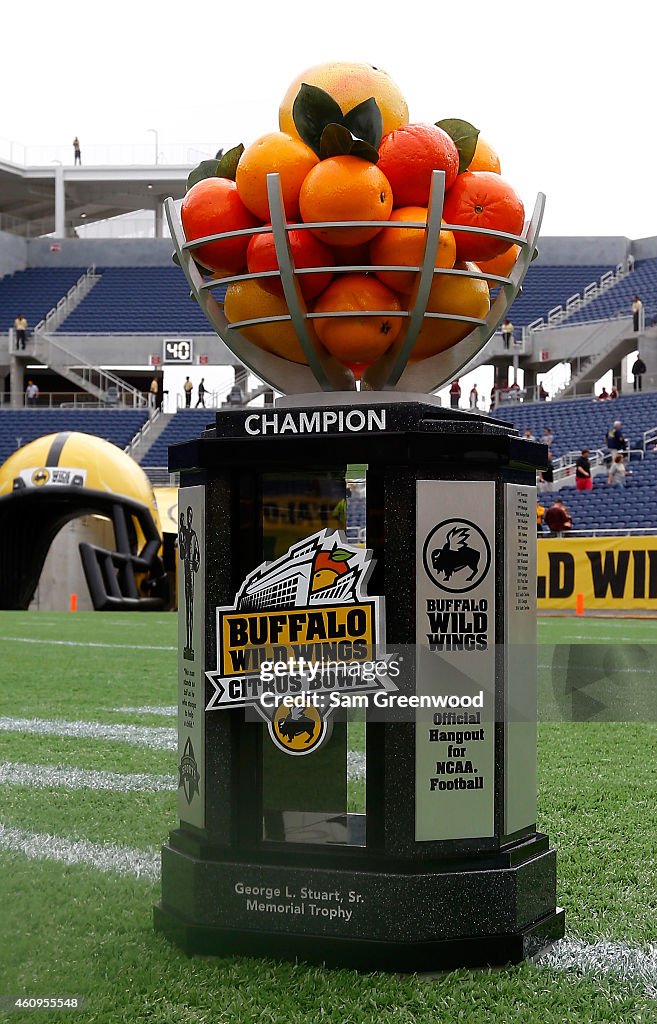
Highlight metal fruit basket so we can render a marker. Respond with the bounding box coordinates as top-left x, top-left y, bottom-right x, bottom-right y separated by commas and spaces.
165, 169, 544, 396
